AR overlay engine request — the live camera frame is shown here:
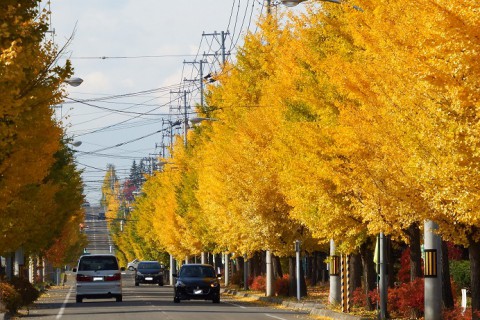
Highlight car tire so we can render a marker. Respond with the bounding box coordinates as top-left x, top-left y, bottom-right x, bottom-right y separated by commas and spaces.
135, 282, 139, 286
76, 295, 83, 303
212, 296, 220, 303
158, 281, 163, 286
116, 295, 123, 302
173, 297, 180, 303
